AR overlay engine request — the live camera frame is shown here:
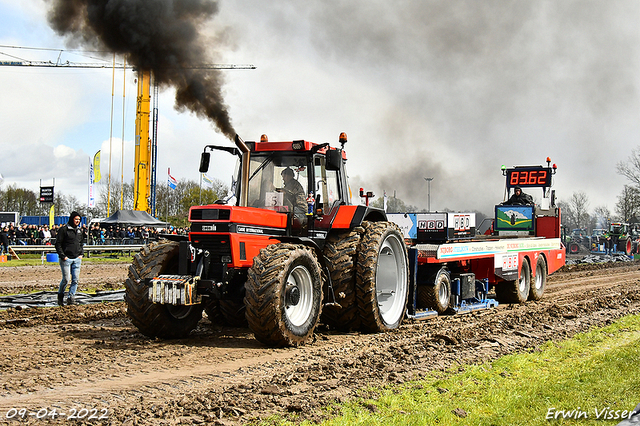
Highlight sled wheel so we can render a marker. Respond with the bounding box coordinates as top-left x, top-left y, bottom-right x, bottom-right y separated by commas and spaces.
356, 221, 409, 332
125, 240, 204, 339
245, 244, 323, 346
495, 258, 531, 304
418, 267, 451, 314
321, 230, 361, 331
529, 255, 547, 301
